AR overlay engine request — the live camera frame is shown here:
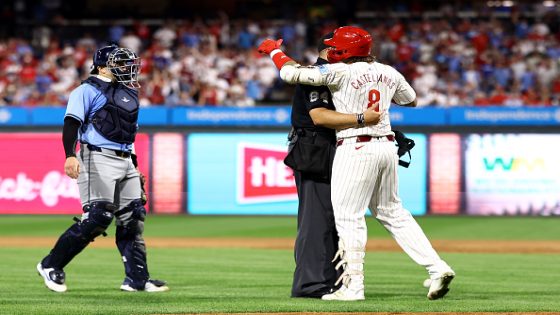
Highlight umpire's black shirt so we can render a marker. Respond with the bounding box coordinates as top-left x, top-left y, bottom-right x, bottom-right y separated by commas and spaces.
291, 57, 336, 137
